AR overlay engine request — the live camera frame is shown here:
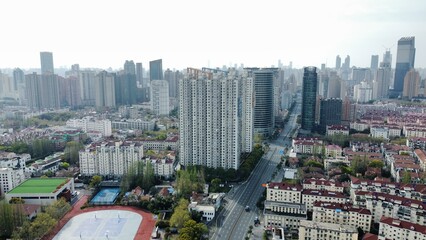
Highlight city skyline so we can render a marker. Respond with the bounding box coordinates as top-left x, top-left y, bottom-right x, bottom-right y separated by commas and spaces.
0, 0, 425, 70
